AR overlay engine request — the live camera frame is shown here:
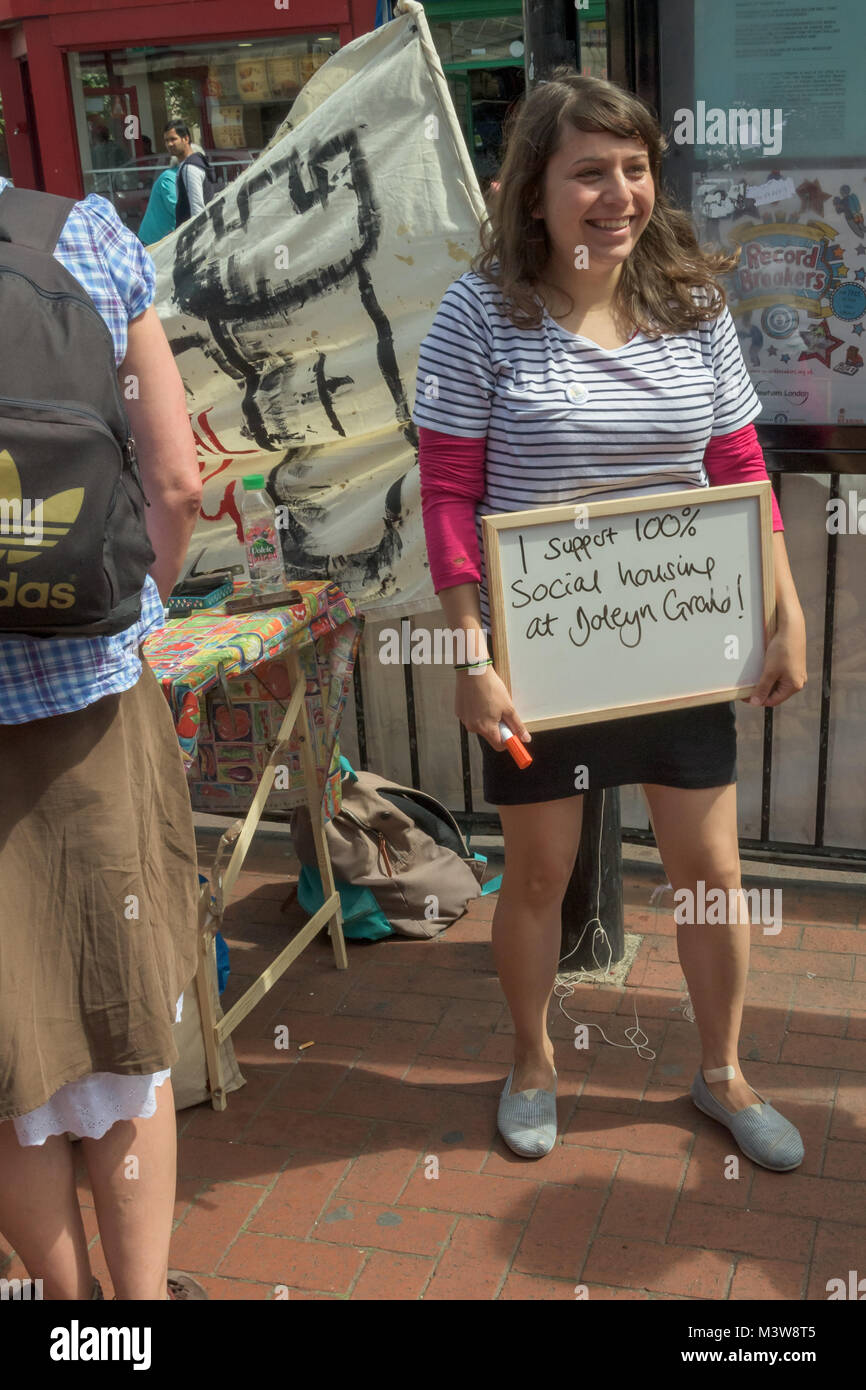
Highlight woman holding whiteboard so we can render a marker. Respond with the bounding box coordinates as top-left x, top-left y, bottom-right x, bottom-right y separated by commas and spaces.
413, 72, 807, 1167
